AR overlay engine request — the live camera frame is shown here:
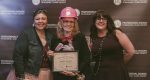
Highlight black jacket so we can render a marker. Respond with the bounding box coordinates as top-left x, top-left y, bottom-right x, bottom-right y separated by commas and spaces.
13, 27, 55, 78
51, 33, 92, 80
